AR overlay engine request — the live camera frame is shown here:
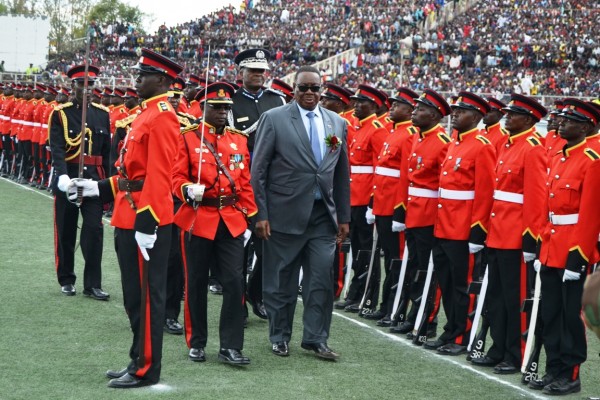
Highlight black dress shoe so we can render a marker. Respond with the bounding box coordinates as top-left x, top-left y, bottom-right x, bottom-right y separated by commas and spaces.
272, 341, 289, 357
108, 373, 154, 389
344, 304, 360, 313
300, 342, 339, 361
164, 318, 183, 335
209, 283, 223, 295
83, 288, 110, 301
471, 355, 500, 367
105, 367, 128, 379
542, 377, 581, 395
376, 316, 392, 327
423, 338, 445, 350
334, 299, 355, 310
61, 284, 76, 296
218, 348, 250, 365
362, 309, 385, 320
493, 361, 518, 374
390, 321, 414, 334
251, 301, 268, 320
528, 374, 555, 390
189, 347, 206, 362
437, 343, 467, 356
